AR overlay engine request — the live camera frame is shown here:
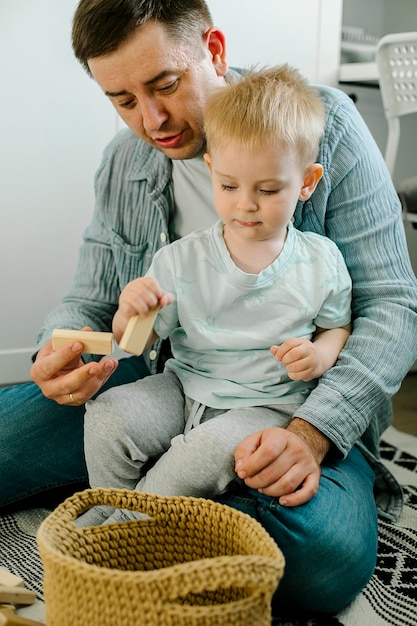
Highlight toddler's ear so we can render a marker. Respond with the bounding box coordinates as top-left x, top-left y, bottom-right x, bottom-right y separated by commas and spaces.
203, 153, 212, 171
299, 164, 323, 201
